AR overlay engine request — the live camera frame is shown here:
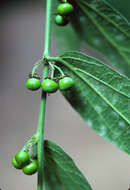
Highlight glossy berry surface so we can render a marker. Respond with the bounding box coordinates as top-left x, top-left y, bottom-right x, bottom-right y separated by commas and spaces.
55, 15, 69, 26
25, 78, 41, 91
12, 157, 22, 169
22, 161, 37, 175
15, 151, 30, 166
57, 3, 74, 15
41, 79, 58, 93
59, 77, 74, 90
